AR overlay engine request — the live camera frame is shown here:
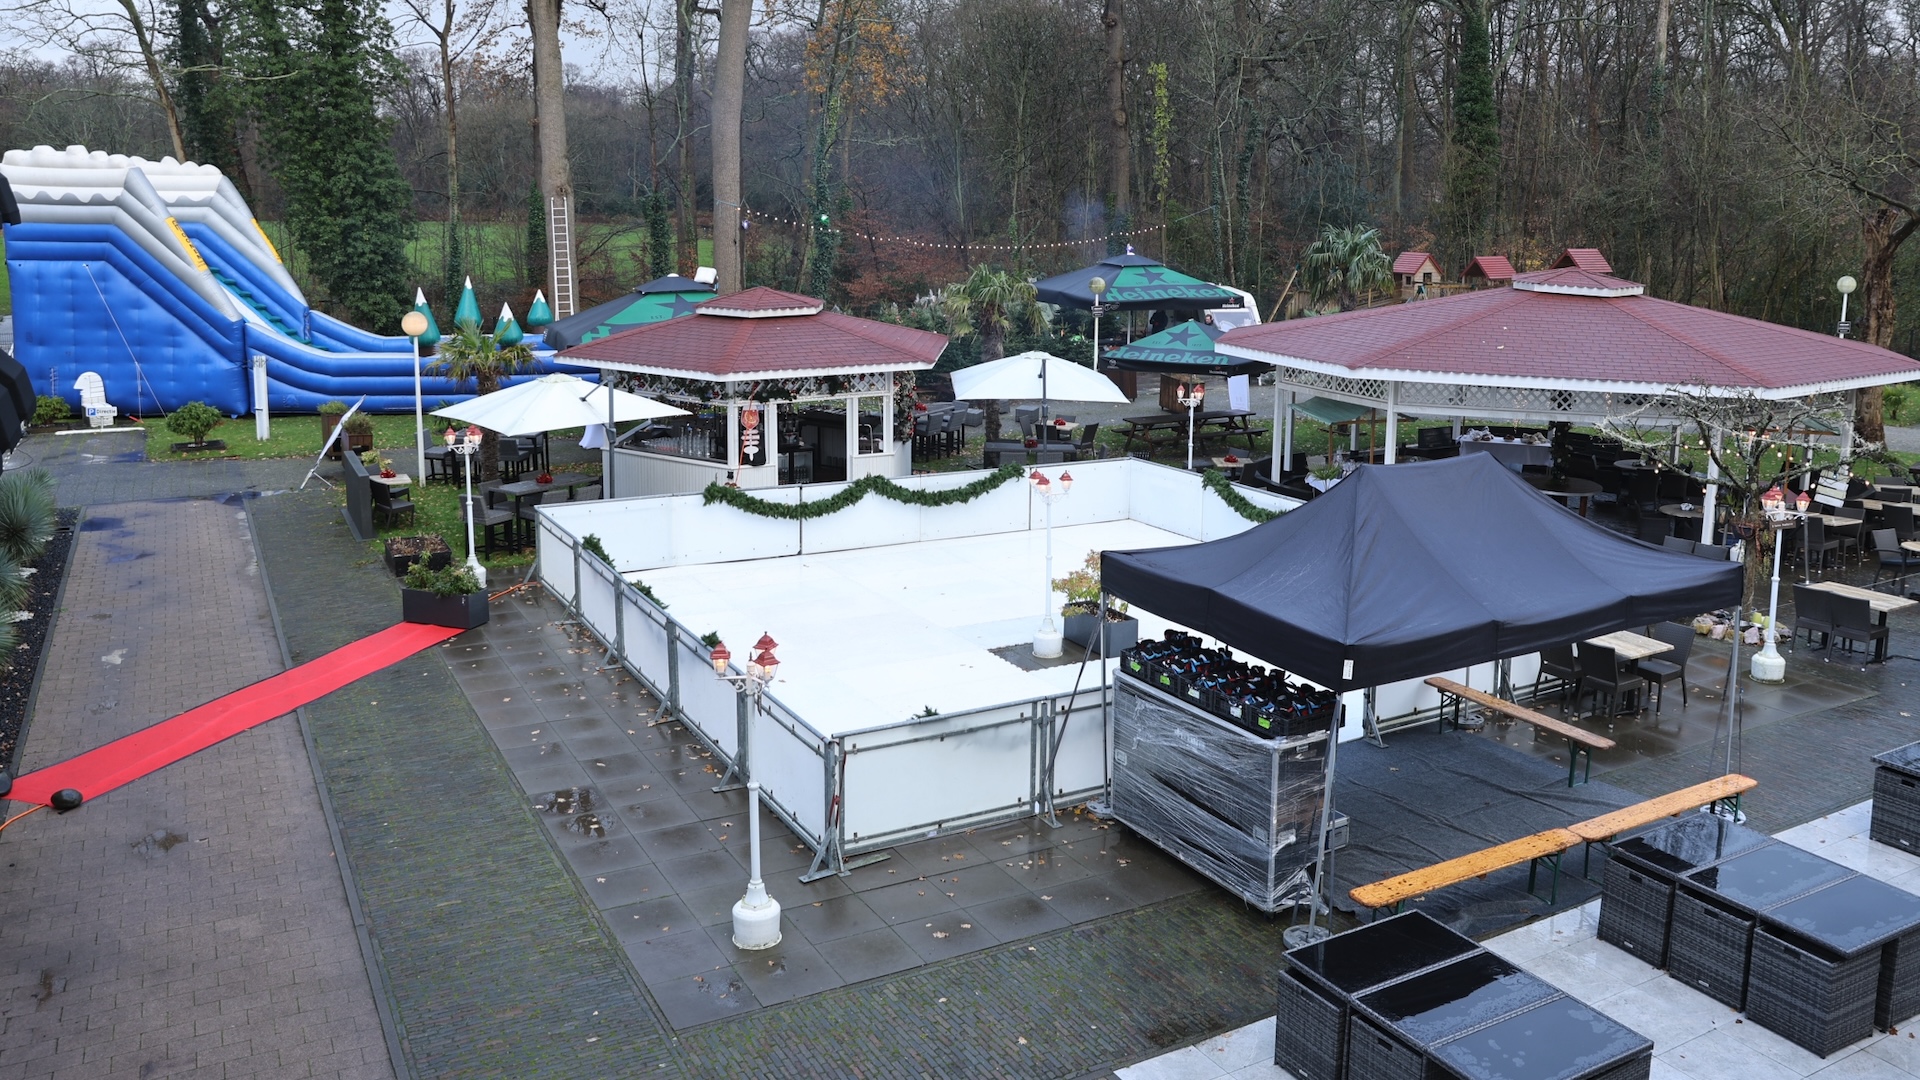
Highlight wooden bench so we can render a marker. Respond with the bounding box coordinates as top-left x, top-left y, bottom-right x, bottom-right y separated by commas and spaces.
1425, 677, 1615, 787
1350, 827, 1582, 916
1568, 772, 1758, 874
